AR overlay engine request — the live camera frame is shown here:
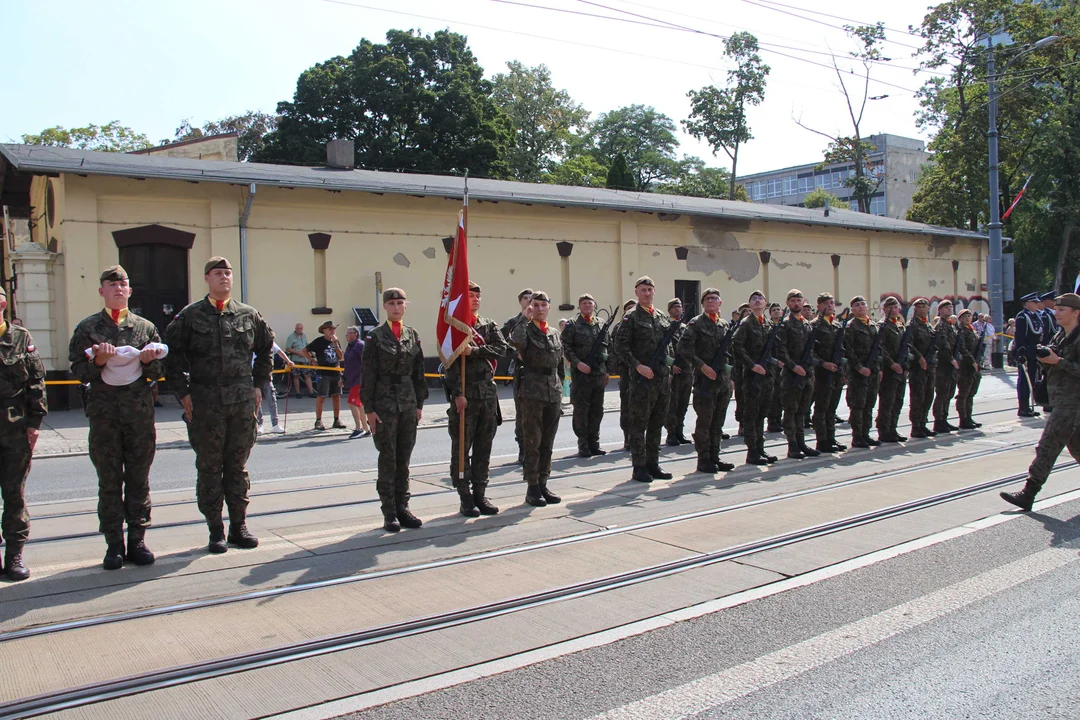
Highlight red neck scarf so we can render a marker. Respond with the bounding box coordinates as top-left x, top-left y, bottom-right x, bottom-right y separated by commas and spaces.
824, 315, 835, 323
892, 316, 904, 326
582, 315, 593, 323
643, 306, 655, 315
110, 309, 121, 324
391, 321, 403, 339
707, 313, 719, 323
947, 316, 957, 326
756, 314, 765, 325
535, 321, 549, 334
